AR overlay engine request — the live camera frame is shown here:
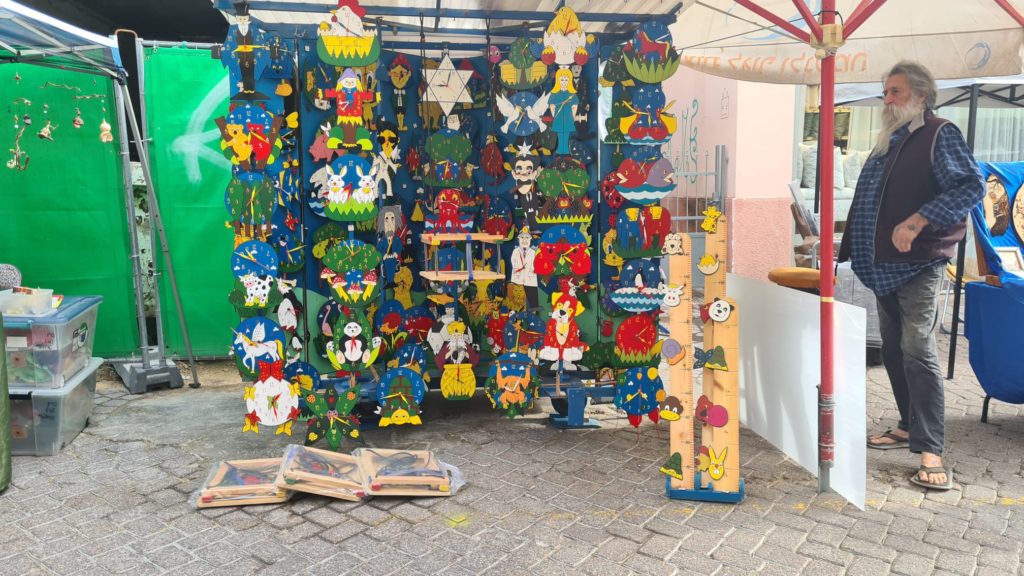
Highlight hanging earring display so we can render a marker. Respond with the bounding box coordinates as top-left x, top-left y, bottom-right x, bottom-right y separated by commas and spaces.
73, 107, 84, 128
98, 103, 113, 143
